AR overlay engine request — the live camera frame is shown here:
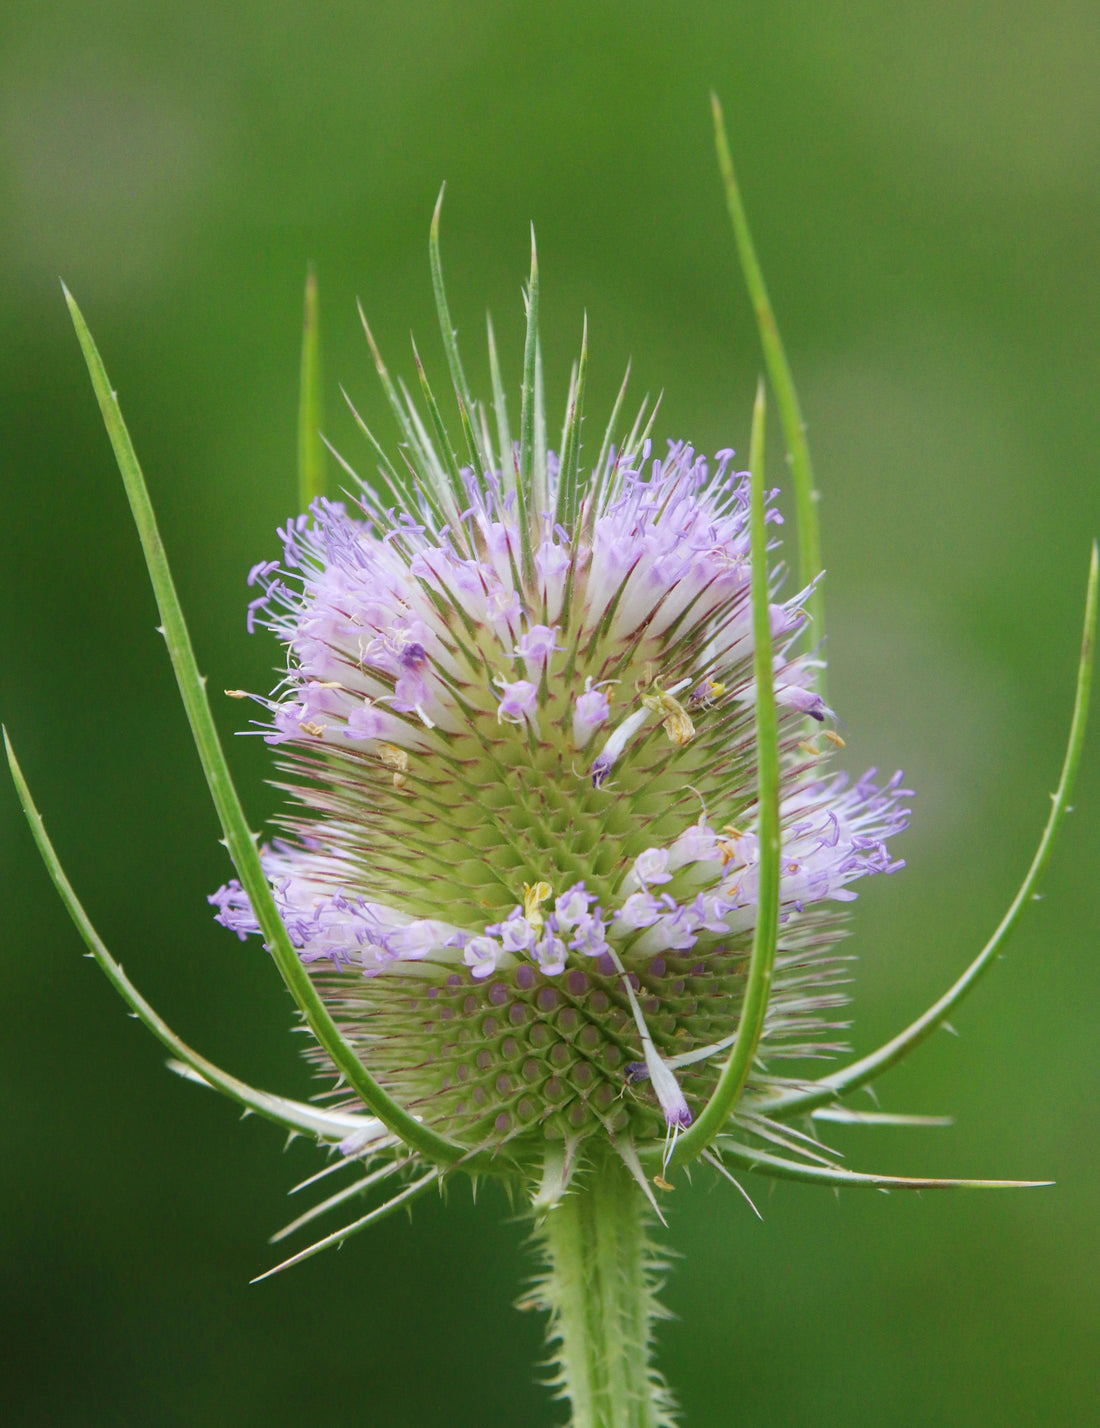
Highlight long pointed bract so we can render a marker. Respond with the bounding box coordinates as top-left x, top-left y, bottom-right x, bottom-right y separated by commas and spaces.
661, 379, 780, 1169
486, 311, 515, 494
61, 287, 482, 1173
297, 265, 327, 510
712, 93, 826, 692
4, 730, 379, 1146
429, 186, 475, 411
756, 541, 1097, 1122
714, 1138, 1052, 1191
270, 1158, 413, 1244
555, 314, 588, 533
515, 229, 539, 585
251, 1170, 438, 1282
429, 188, 490, 480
